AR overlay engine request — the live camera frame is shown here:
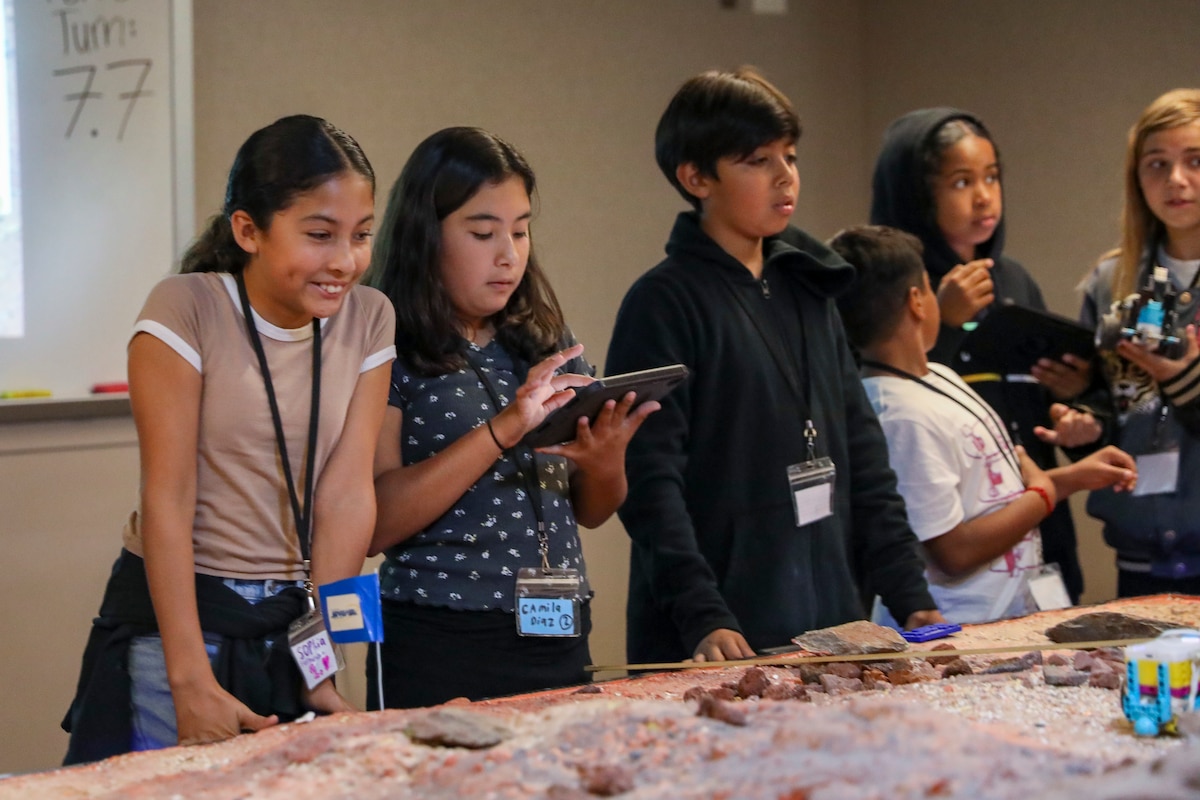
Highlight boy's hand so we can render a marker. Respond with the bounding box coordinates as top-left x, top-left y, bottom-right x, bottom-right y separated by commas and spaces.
903, 609, 946, 630
1116, 324, 1200, 383
937, 258, 994, 328
691, 628, 755, 662
1056, 445, 1137, 496
1033, 403, 1102, 448
1031, 353, 1092, 400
